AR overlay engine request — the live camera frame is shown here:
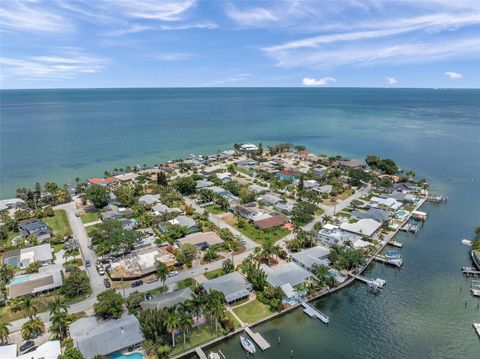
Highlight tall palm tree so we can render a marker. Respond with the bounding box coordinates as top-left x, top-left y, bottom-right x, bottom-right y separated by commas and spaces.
179, 311, 193, 344
205, 290, 225, 332
48, 297, 69, 340
189, 293, 205, 328
0, 322, 10, 344
156, 262, 170, 286
21, 296, 37, 321
165, 307, 180, 347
